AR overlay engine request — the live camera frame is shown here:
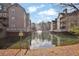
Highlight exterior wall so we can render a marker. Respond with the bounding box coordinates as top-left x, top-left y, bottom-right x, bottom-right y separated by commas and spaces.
31, 23, 36, 31
53, 21, 57, 30
50, 21, 53, 31
0, 3, 11, 12
60, 16, 68, 31
57, 14, 62, 32
7, 4, 27, 32
0, 3, 31, 37
0, 29, 6, 38
26, 13, 31, 32
0, 3, 11, 38
51, 20, 57, 31
47, 22, 51, 30
77, 12, 79, 26
67, 12, 79, 31
59, 11, 79, 32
